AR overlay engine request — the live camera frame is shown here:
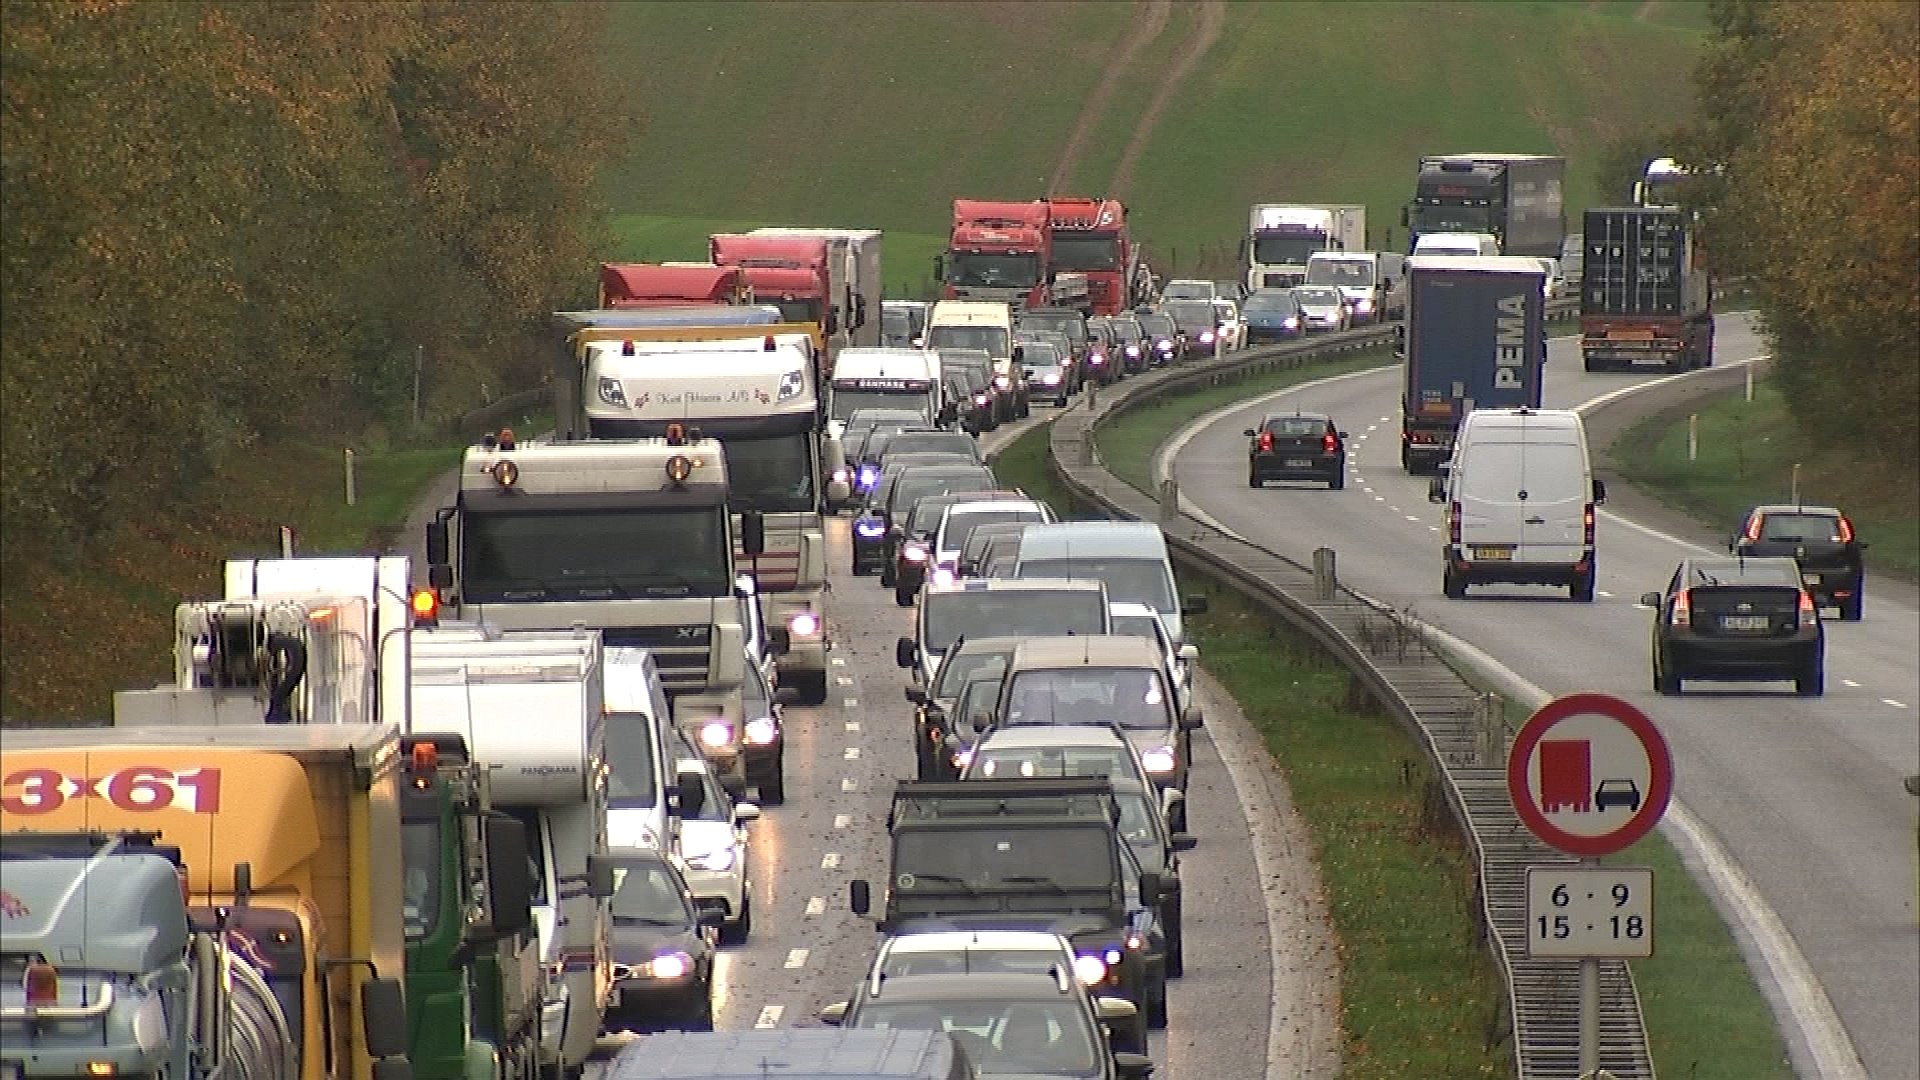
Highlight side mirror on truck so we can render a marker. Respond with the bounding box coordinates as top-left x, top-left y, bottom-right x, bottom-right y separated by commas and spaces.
362, 977, 410, 1059
425, 515, 453, 589
585, 854, 617, 900
481, 813, 535, 939
740, 511, 766, 558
